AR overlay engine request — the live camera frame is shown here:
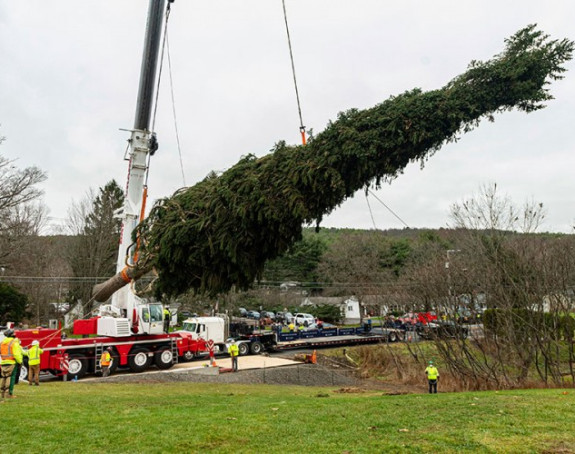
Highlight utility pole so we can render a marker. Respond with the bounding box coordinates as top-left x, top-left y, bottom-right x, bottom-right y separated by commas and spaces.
445, 249, 461, 318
